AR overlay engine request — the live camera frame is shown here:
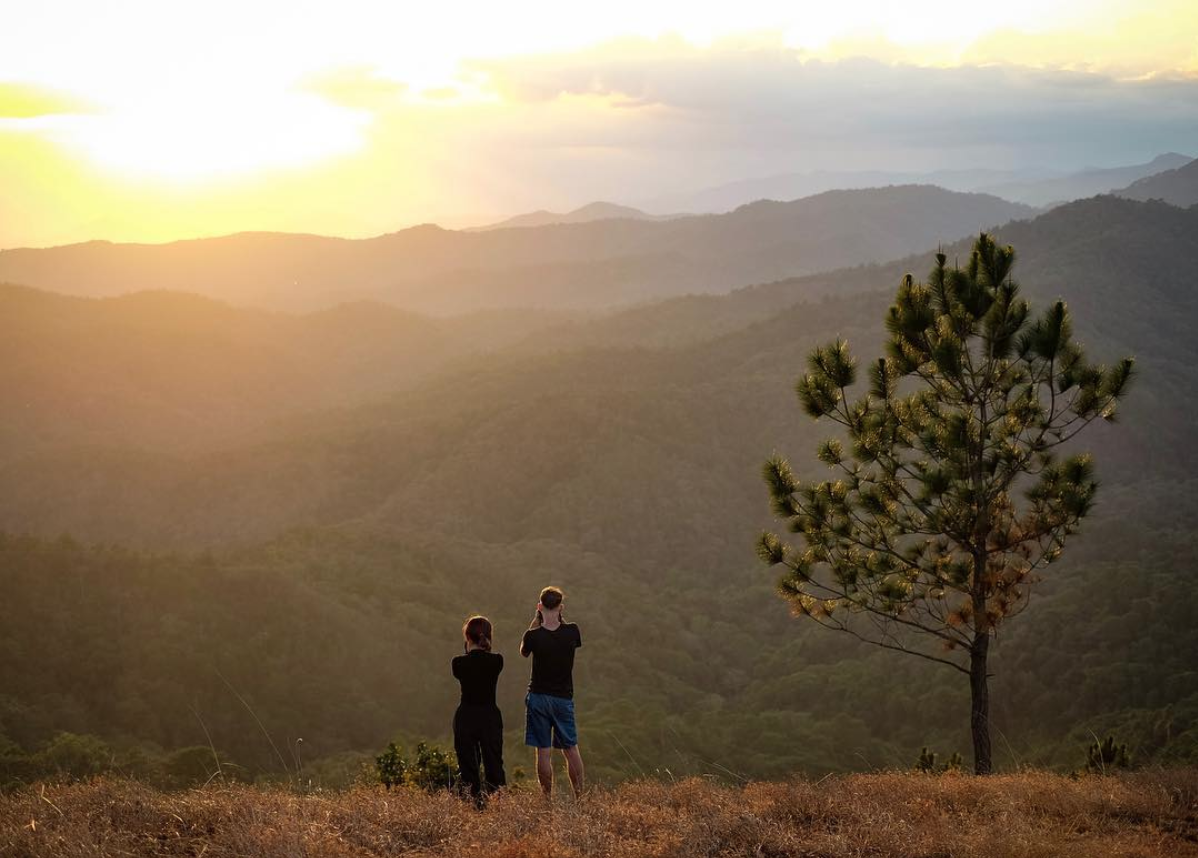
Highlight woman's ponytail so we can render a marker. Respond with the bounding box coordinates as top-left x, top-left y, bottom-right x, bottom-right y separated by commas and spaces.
463, 616, 493, 652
